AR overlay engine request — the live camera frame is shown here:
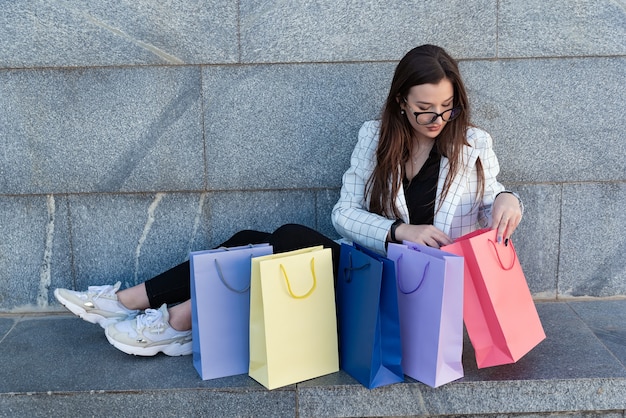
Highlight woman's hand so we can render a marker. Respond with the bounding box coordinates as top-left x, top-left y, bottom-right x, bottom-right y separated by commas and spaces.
491, 193, 523, 244
393, 223, 453, 248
